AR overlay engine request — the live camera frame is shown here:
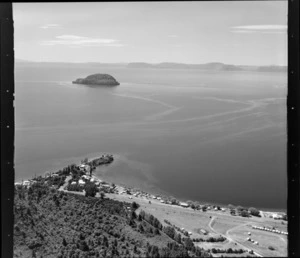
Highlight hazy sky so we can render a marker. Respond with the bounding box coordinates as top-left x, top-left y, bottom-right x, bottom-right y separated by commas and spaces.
13, 1, 287, 65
